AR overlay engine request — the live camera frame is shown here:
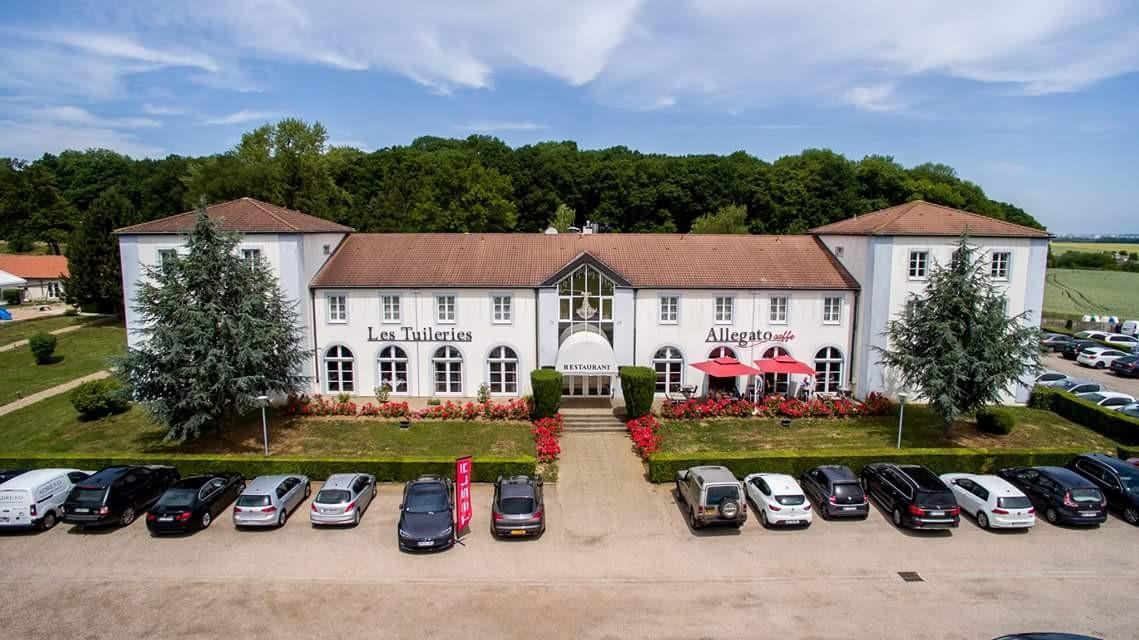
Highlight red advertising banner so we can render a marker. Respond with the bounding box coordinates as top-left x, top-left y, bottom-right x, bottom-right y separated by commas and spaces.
455, 455, 473, 537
